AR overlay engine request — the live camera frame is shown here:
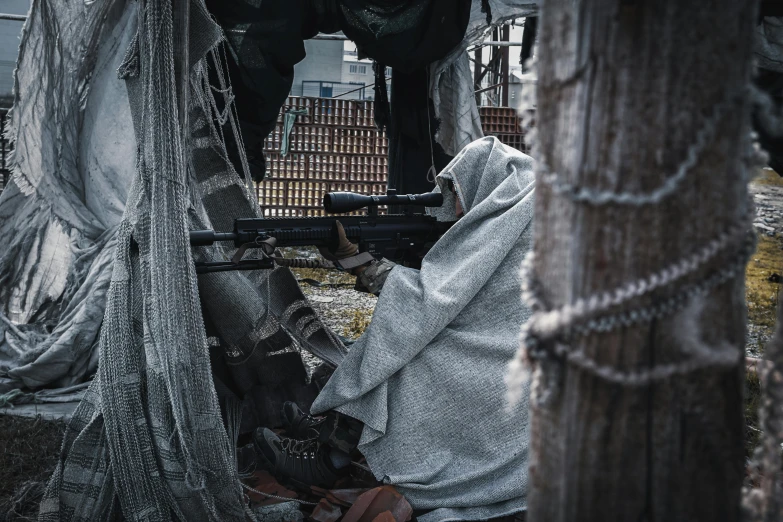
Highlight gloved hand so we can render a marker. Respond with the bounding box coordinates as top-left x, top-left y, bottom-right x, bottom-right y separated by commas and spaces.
318, 221, 359, 261
355, 258, 396, 296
